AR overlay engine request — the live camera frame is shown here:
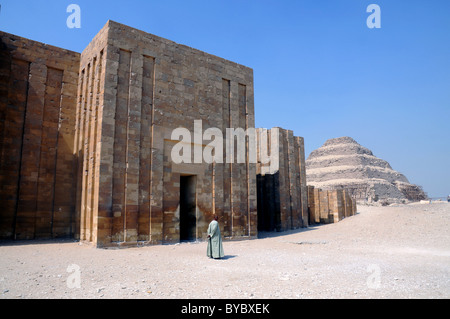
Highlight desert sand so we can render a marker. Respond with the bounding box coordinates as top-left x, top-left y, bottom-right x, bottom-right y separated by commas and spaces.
0, 202, 449, 299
